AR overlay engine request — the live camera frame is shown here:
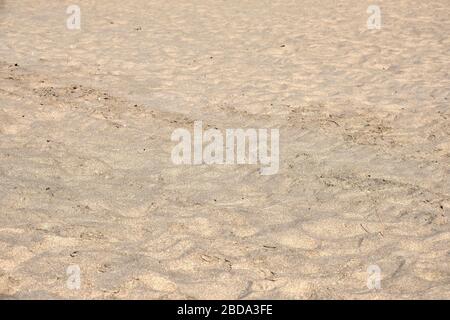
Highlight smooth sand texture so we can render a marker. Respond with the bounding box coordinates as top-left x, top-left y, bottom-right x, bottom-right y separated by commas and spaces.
0, 0, 449, 299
